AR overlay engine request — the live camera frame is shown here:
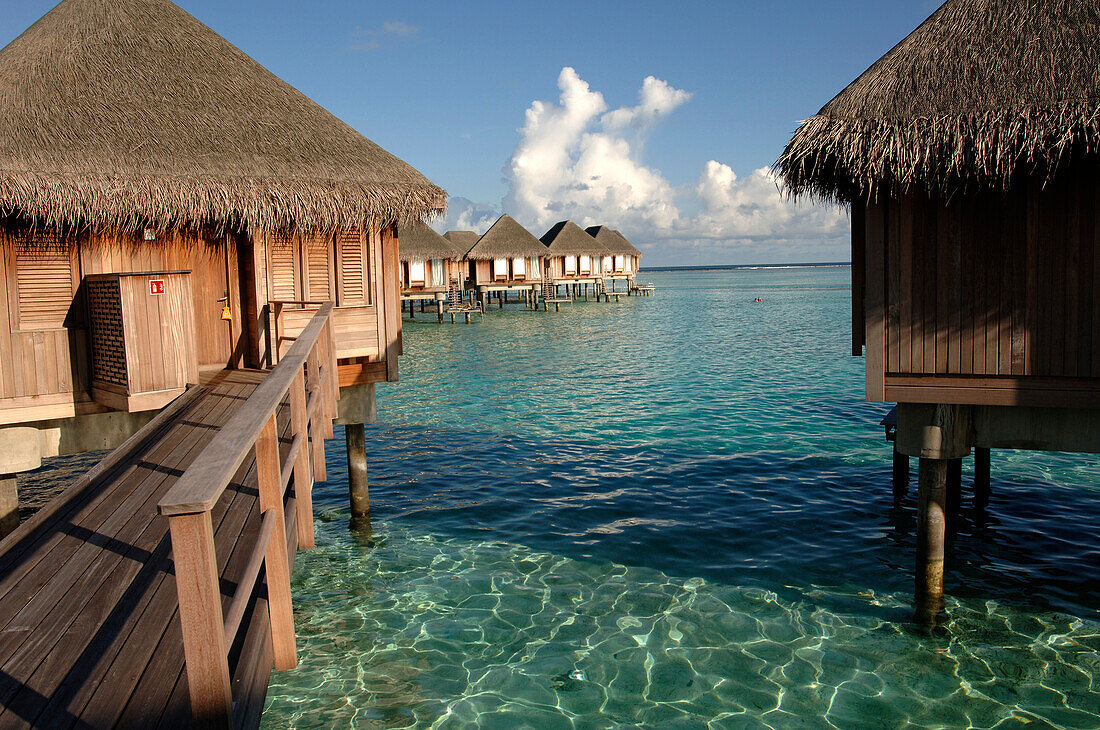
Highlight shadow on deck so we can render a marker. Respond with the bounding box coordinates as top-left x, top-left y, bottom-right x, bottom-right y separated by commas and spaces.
0, 305, 340, 729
